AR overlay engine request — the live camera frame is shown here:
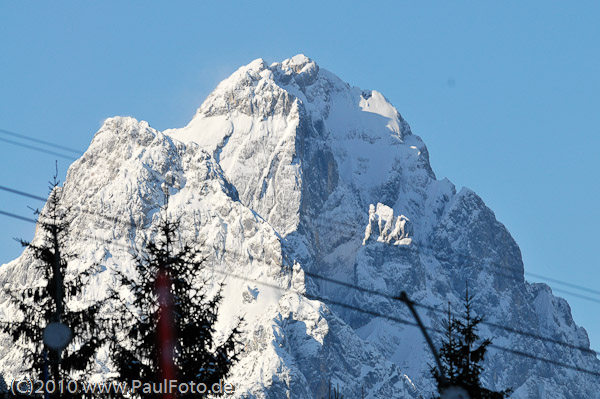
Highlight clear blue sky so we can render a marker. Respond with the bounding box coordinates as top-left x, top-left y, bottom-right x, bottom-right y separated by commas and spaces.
1, 1, 599, 350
